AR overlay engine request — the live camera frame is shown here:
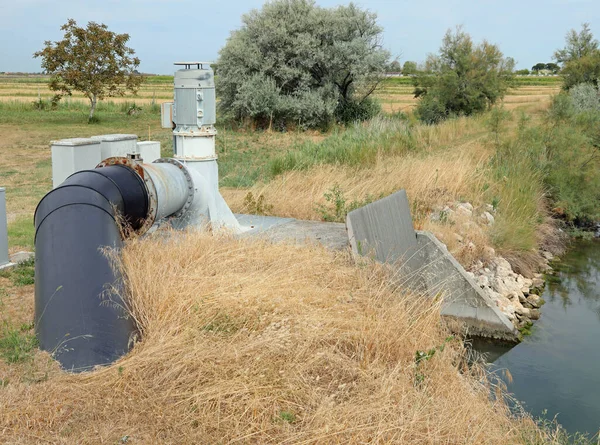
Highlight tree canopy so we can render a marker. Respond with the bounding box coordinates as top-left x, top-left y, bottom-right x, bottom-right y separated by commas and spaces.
554, 24, 600, 90
554, 23, 599, 65
34, 19, 144, 121
413, 27, 514, 124
402, 61, 418, 75
217, 0, 389, 129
